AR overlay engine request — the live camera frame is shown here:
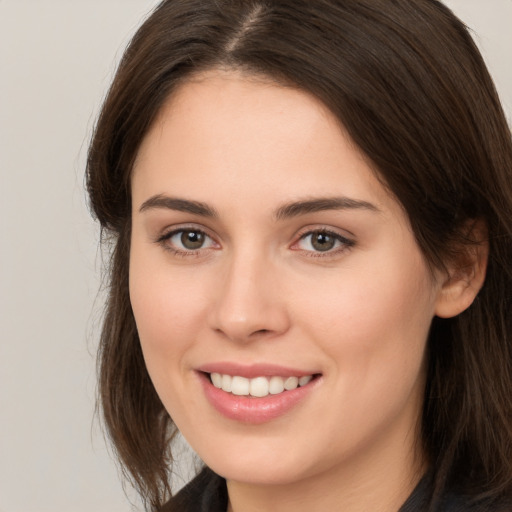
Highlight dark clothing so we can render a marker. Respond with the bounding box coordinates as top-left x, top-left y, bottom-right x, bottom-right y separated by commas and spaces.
161, 468, 227, 512
161, 467, 512, 511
